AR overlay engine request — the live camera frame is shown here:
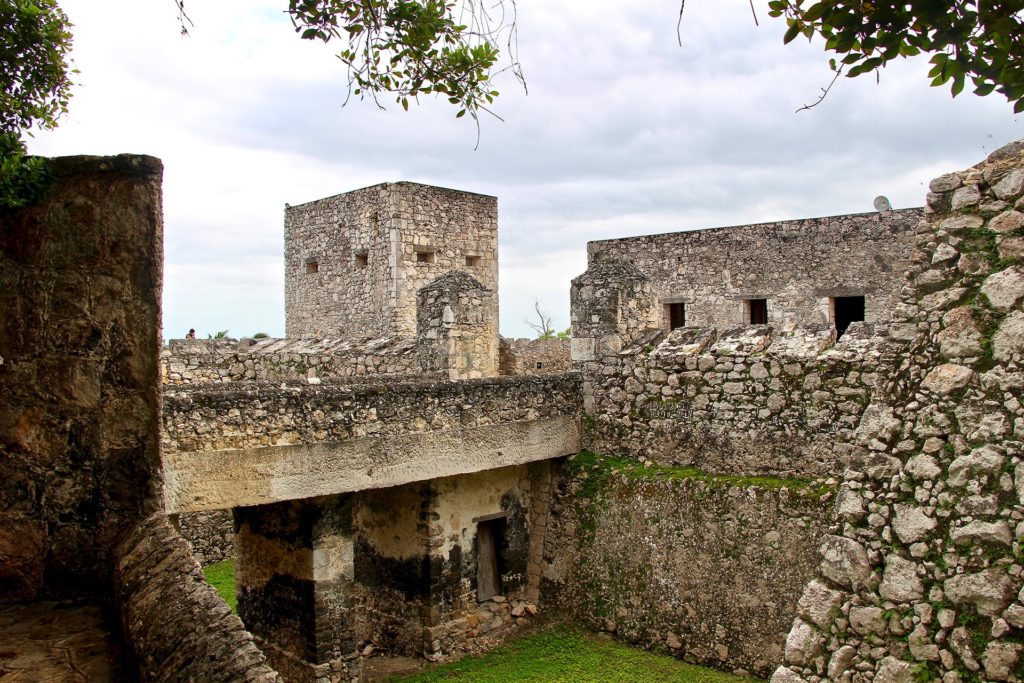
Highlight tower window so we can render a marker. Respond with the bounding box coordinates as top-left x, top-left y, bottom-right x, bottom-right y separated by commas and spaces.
665, 302, 686, 330
305, 260, 319, 274
465, 255, 481, 267
354, 253, 368, 268
746, 299, 768, 325
832, 296, 865, 339
415, 250, 435, 264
